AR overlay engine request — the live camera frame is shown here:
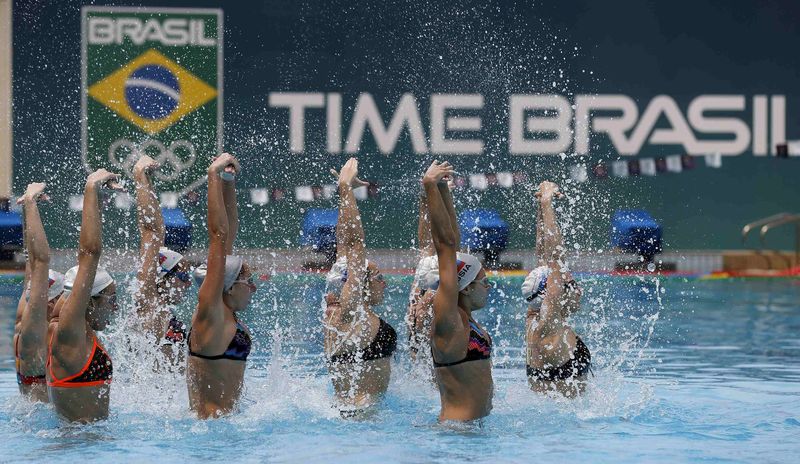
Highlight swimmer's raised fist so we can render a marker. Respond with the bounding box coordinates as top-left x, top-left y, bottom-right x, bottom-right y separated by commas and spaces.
422, 160, 454, 185
87, 169, 123, 191
209, 152, 240, 176
18, 182, 49, 204
134, 155, 160, 177
333, 158, 368, 188
535, 181, 562, 202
